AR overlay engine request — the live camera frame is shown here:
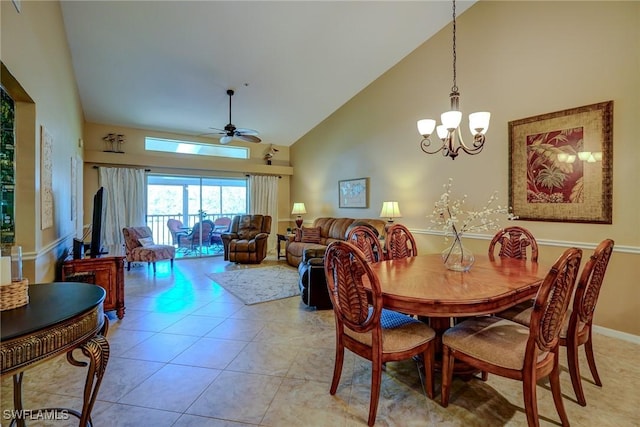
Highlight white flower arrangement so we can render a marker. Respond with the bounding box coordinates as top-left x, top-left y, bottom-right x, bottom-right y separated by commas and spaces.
428, 178, 516, 242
